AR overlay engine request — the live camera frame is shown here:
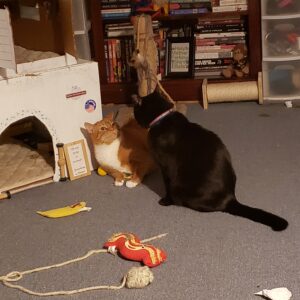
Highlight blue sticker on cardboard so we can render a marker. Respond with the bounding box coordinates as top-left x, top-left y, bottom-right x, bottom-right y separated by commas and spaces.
85, 99, 96, 112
